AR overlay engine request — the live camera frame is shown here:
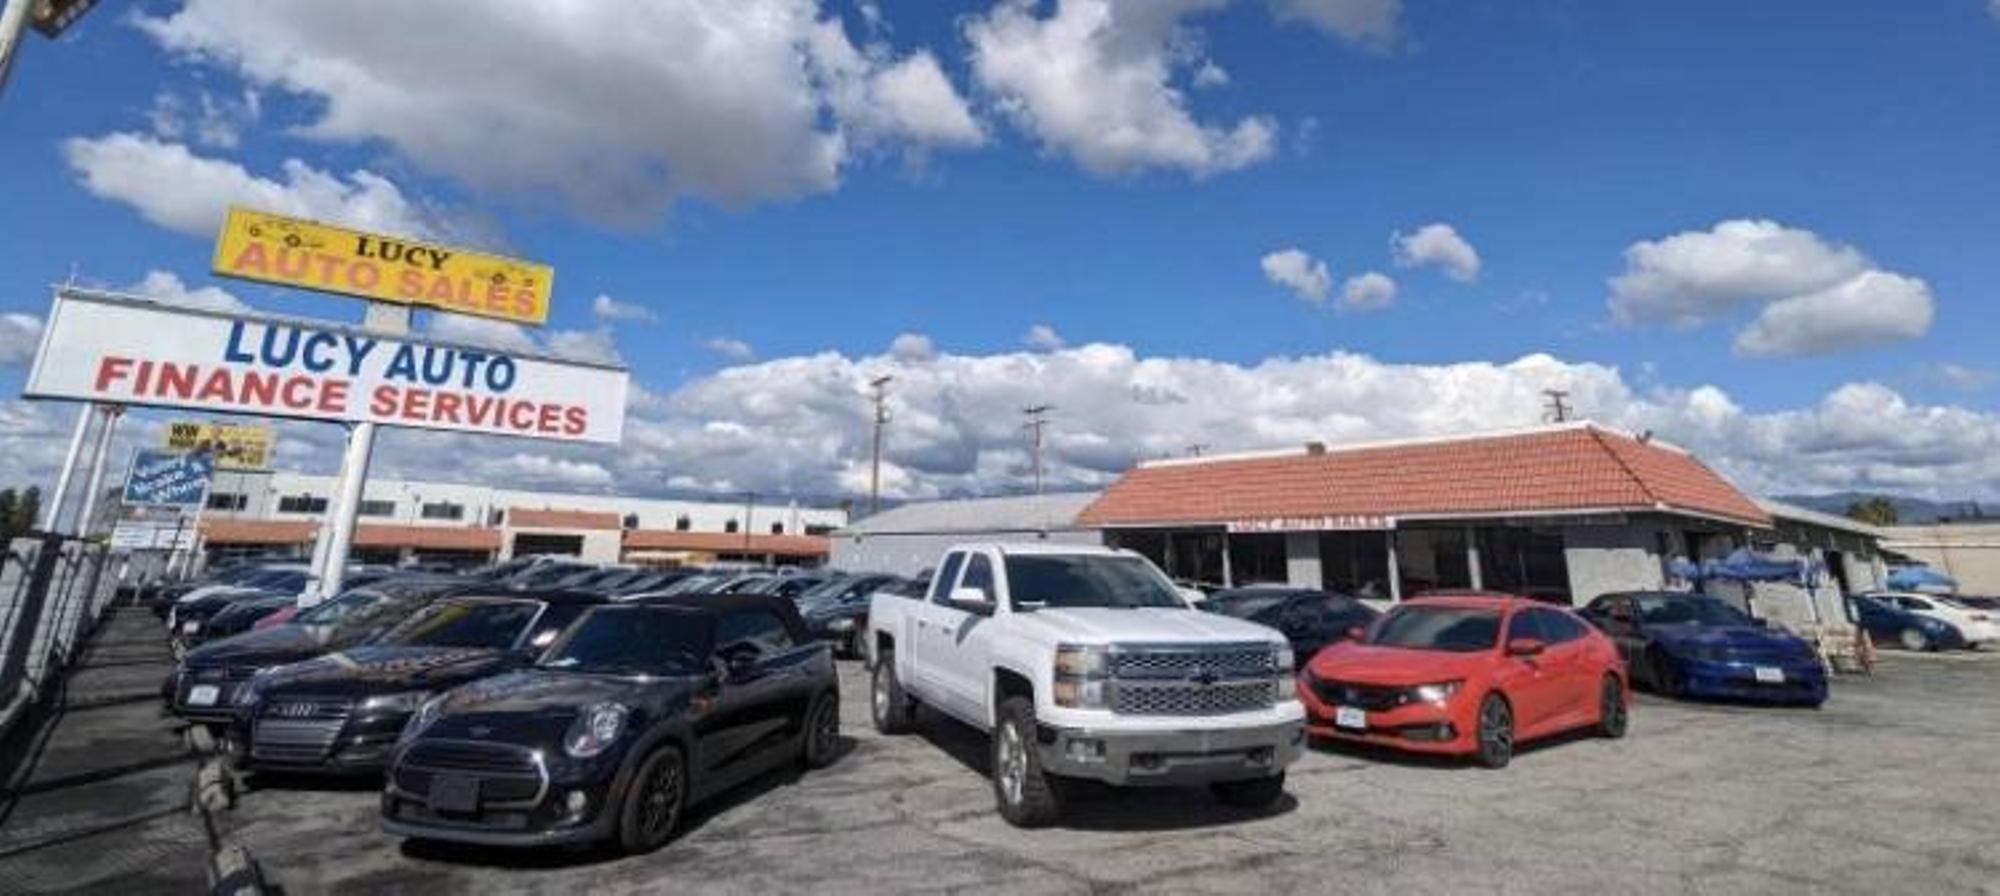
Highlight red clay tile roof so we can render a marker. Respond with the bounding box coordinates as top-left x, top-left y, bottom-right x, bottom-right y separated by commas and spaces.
1077, 424, 1770, 529
623, 530, 830, 557
507, 508, 623, 530
200, 519, 501, 550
